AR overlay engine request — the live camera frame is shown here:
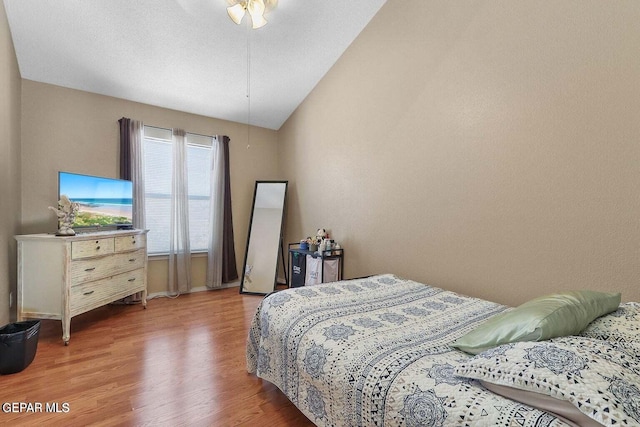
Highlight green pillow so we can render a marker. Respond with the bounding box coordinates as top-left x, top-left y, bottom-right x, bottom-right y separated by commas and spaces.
452, 290, 621, 354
